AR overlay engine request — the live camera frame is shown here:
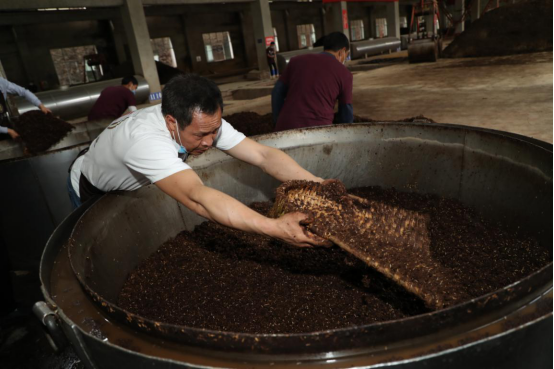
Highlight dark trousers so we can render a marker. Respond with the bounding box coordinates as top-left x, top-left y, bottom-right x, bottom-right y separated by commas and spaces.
268, 60, 278, 76
67, 175, 81, 210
